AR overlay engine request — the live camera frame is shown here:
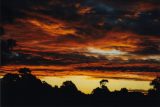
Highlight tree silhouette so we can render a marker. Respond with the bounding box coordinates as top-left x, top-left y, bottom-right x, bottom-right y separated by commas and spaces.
60, 81, 78, 92
120, 88, 128, 93
119, 88, 129, 96
92, 79, 110, 95
1, 69, 160, 106
7, 39, 17, 51
100, 79, 108, 87
18, 68, 32, 74
0, 27, 4, 36
150, 77, 160, 92
1, 39, 17, 65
